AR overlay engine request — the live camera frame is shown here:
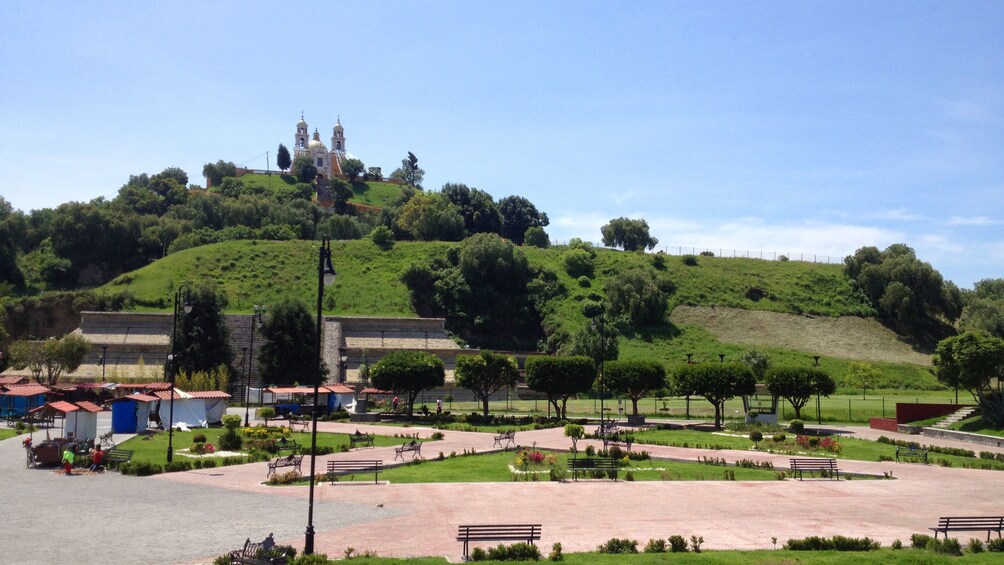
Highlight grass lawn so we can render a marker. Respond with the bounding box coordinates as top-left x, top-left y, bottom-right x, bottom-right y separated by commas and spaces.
326, 451, 786, 485
117, 429, 425, 465
0, 428, 20, 441
348, 181, 406, 208
953, 417, 1004, 437
627, 428, 1004, 469
291, 550, 1001, 564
